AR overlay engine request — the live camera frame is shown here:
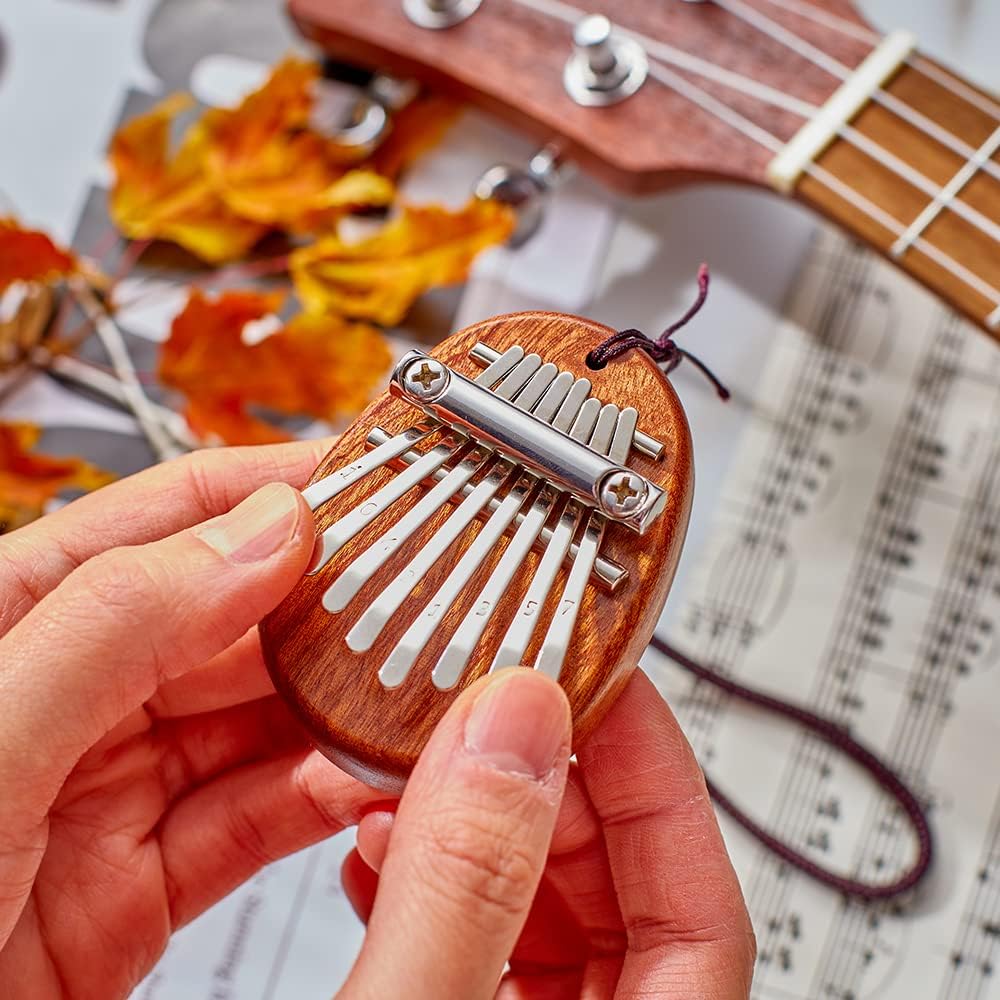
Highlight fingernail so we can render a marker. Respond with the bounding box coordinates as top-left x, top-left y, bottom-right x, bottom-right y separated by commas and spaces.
197, 483, 302, 564
464, 670, 570, 780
